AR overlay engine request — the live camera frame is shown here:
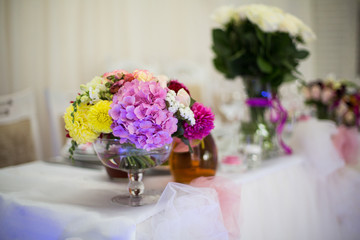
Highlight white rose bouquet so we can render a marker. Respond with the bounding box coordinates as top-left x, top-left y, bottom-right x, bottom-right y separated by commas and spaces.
211, 4, 316, 155
212, 4, 315, 90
